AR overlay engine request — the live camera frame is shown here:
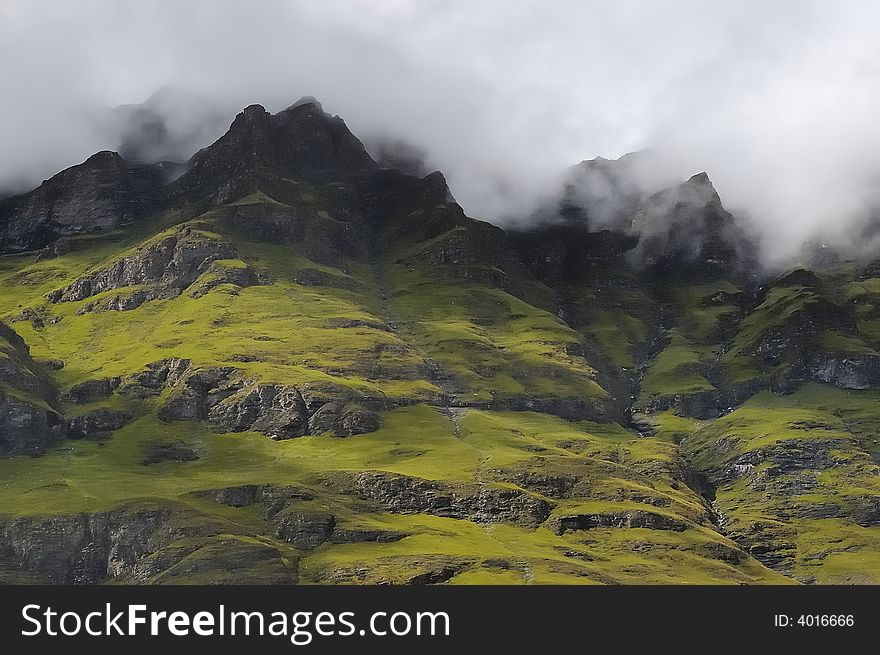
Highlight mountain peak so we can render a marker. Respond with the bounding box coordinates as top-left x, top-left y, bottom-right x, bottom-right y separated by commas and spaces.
80, 150, 126, 170
176, 98, 376, 199
688, 171, 712, 186
239, 103, 270, 119
286, 96, 324, 113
